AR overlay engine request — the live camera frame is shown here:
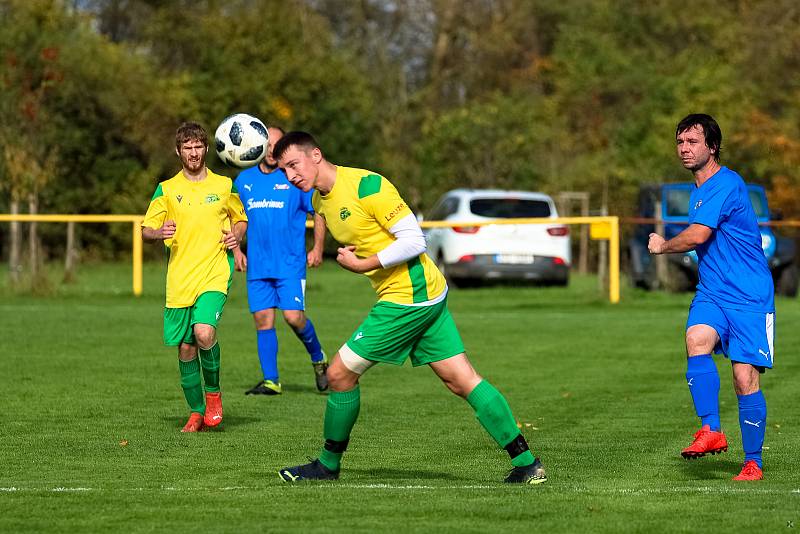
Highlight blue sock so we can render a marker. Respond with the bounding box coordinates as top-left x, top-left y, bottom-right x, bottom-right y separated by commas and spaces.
257, 328, 279, 381
738, 390, 766, 468
686, 355, 721, 431
295, 318, 324, 363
